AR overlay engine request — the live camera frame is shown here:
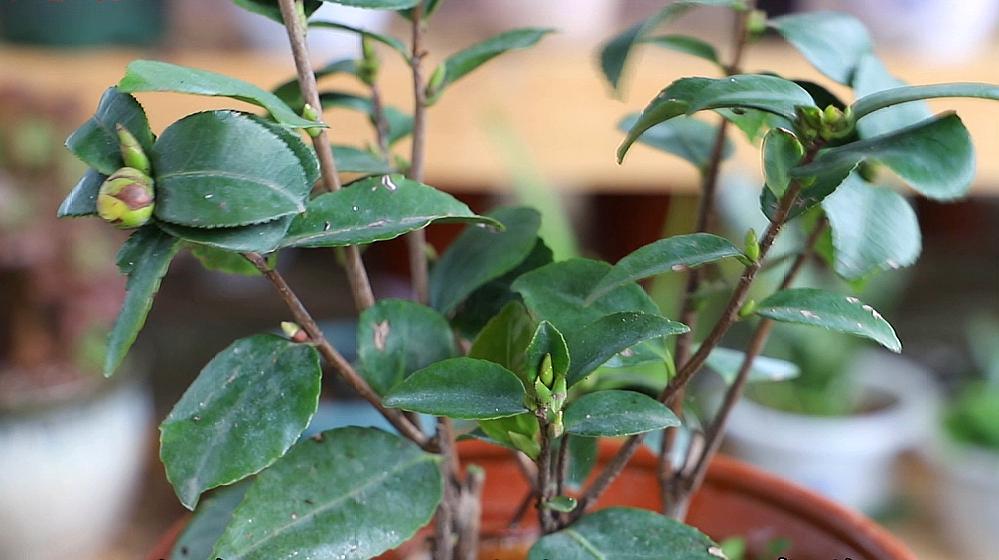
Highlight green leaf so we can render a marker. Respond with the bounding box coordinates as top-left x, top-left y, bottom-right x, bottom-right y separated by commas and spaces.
851, 82, 999, 123
761, 161, 854, 222
852, 54, 931, 138
618, 114, 731, 169
322, 0, 421, 8
685, 74, 816, 121
588, 233, 743, 302
430, 206, 541, 314
152, 111, 314, 228
821, 174, 921, 280
157, 217, 294, 254
525, 321, 570, 384
617, 77, 712, 162
170, 483, 249, 560
105, 227, 181, 376
565, 390, 679, 437
232, 0, 322, 24
332, 145, 391, 174
383, 357, 527, 419
356, 299, 456, 395
528, 507, 720, 560
281, 174, 496, 248
400, 0, 445, 20
566, 312, 688, 387
770, 11, 873, 84
66, 87, 155, 175
119, 61, 318, 128
599, 0, 740, 91
57, 169, 105, 217
792, 113, 974, 200
566, 434, 598, 487
273, 59, 358, 112
476, 413, 540, 458
188, 244, 262, 276
763, 128, 804, 197
250, 116, 322, 188
755, 288, 901, 352
545, 496, 578, 513
433, 28, 554, 95
643, 34, 720, 66
469, 300, 537, 378
311, 21, 409, 59
703, 346, 800, 385
212, 427, 442, 560
160, 334, 321, 509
